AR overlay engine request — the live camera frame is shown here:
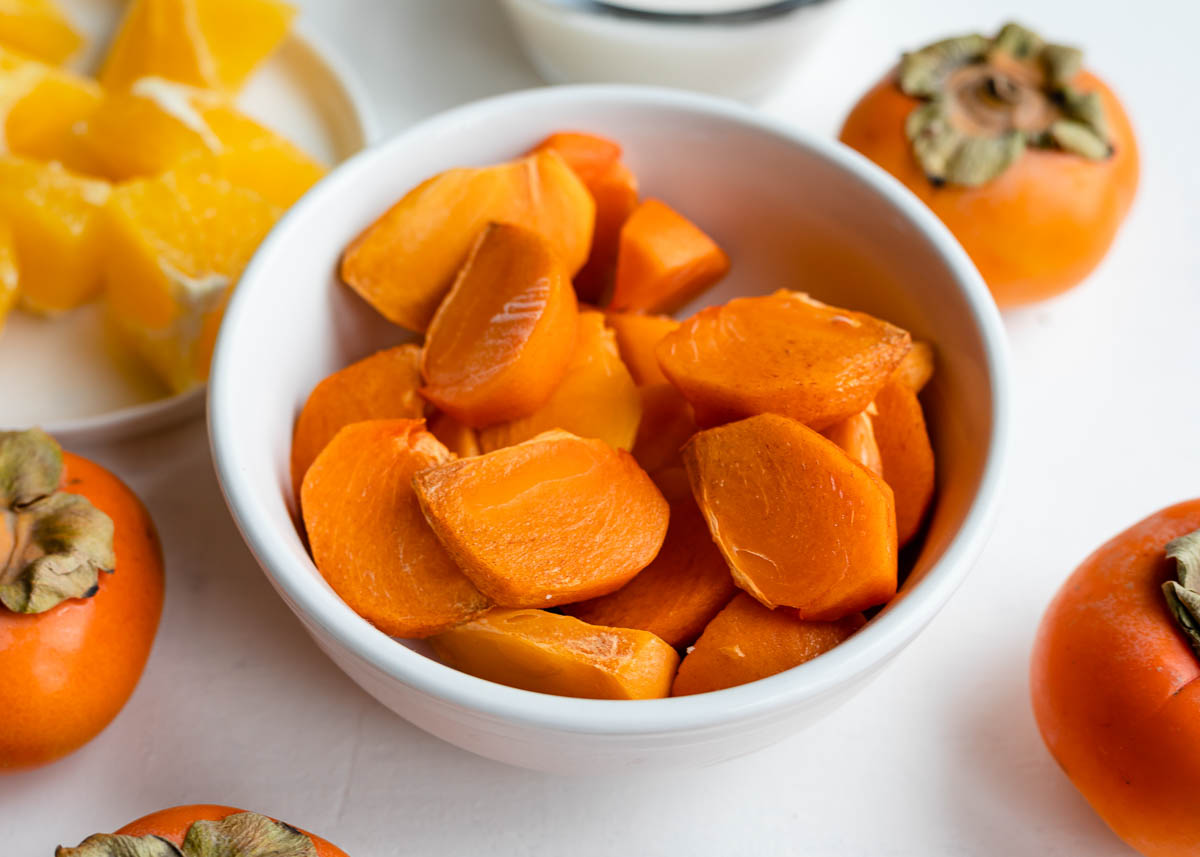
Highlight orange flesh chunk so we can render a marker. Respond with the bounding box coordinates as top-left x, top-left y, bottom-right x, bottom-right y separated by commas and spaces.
301, 419, 490, 638
0, 220, 17, 326
0, 0, 82, 65
873, 378, 936, 546
609, 198, 730, 314
893, 340, 934, 393
430, 608, 678, 700
529, 131, 621, 186
822, 409, 883, 475
605, 310, 678, 386
414, 429, 669, 608
420, 222, 579, 428
478, 310, 641, 453
672, 593, 865, 696
563, 468, 737, 648
657, 290, 912, 431
631, 382, 698, 475
683, 413, 898, 619
341, 150, 594, 333
290, 344, 425, 497
428, 411, 480, 459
